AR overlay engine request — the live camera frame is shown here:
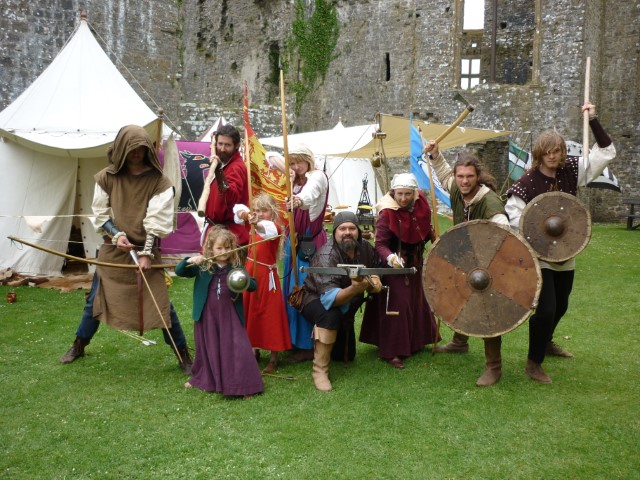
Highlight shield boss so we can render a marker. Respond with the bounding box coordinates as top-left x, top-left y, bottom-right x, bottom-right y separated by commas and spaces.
424, 220, 541, 338
519, 192, 592, 262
